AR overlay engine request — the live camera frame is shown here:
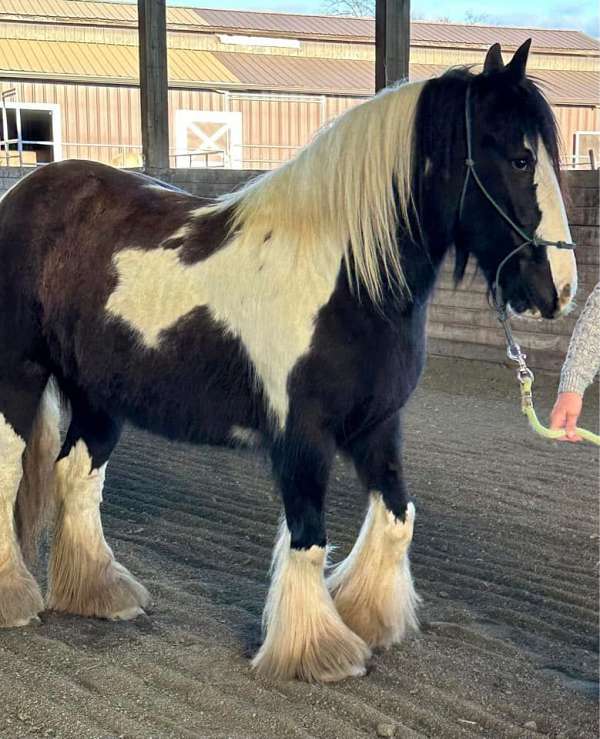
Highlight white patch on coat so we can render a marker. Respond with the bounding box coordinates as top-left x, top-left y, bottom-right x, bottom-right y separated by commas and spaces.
251, 518, 370, 682
327, 496, 420, 648
105, 236, 341, 428
106, 81, 427, 428
532, 141, 577, 311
